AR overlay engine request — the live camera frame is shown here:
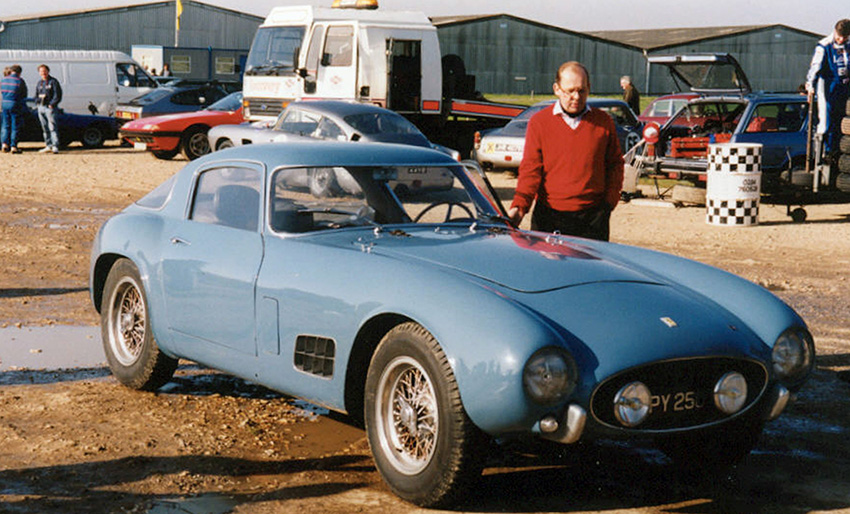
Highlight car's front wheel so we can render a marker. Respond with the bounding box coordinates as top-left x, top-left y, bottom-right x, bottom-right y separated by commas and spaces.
182, 126, 211, 160
81, 125, 106, 148
152, 149, 179, 160
365, 322, 484, 508
101, 258, 177, 391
